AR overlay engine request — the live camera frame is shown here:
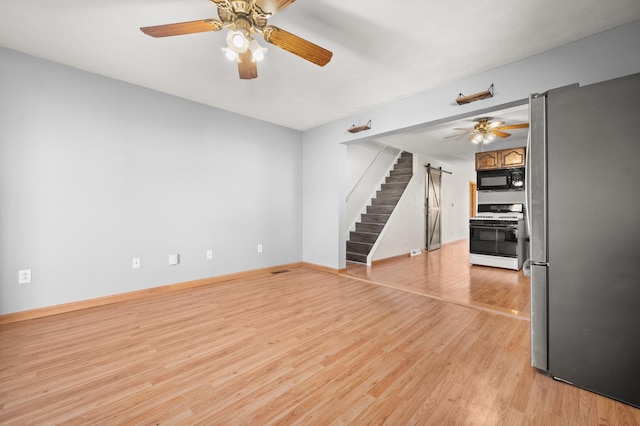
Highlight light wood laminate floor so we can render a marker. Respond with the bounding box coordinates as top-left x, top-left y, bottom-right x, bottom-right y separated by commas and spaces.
1, 248, 638, 424
344, 239, 531, 320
